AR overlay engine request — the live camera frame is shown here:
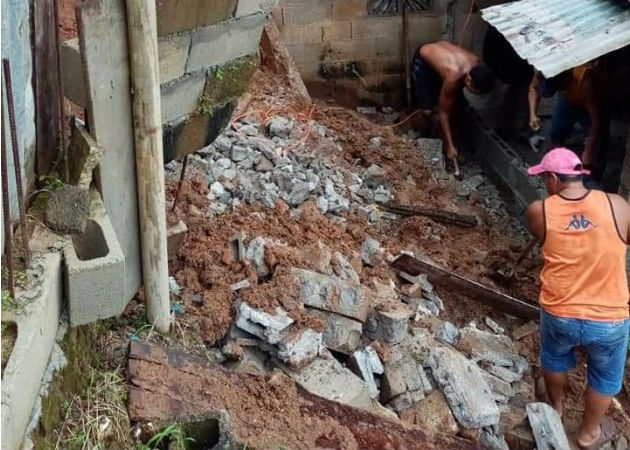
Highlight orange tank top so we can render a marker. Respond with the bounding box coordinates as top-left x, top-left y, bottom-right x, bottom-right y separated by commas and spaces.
540, 190, 629, 320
